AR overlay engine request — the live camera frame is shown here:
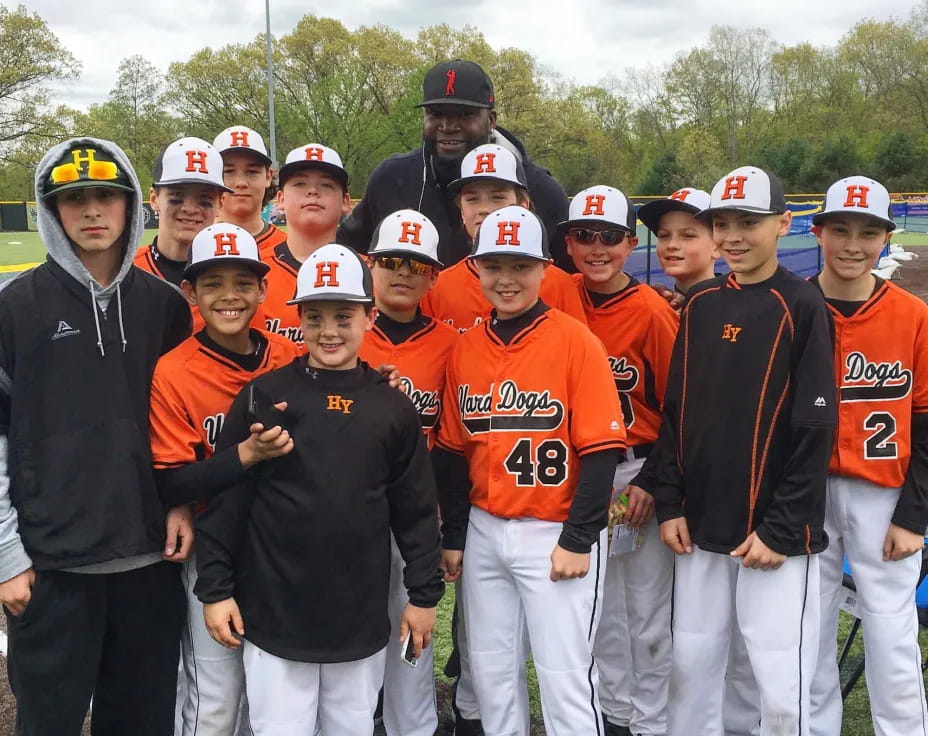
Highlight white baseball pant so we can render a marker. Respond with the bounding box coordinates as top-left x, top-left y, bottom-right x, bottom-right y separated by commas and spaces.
382, 535, 437, 736
453, 574, 485, 721
243, 640, 386, 736
462, 505, 606, 736
594, 456, 673, 735
723, 626, 761, 736
810, 476, 928, 736
668, 546, 820, 736
177, 553, 250, 736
